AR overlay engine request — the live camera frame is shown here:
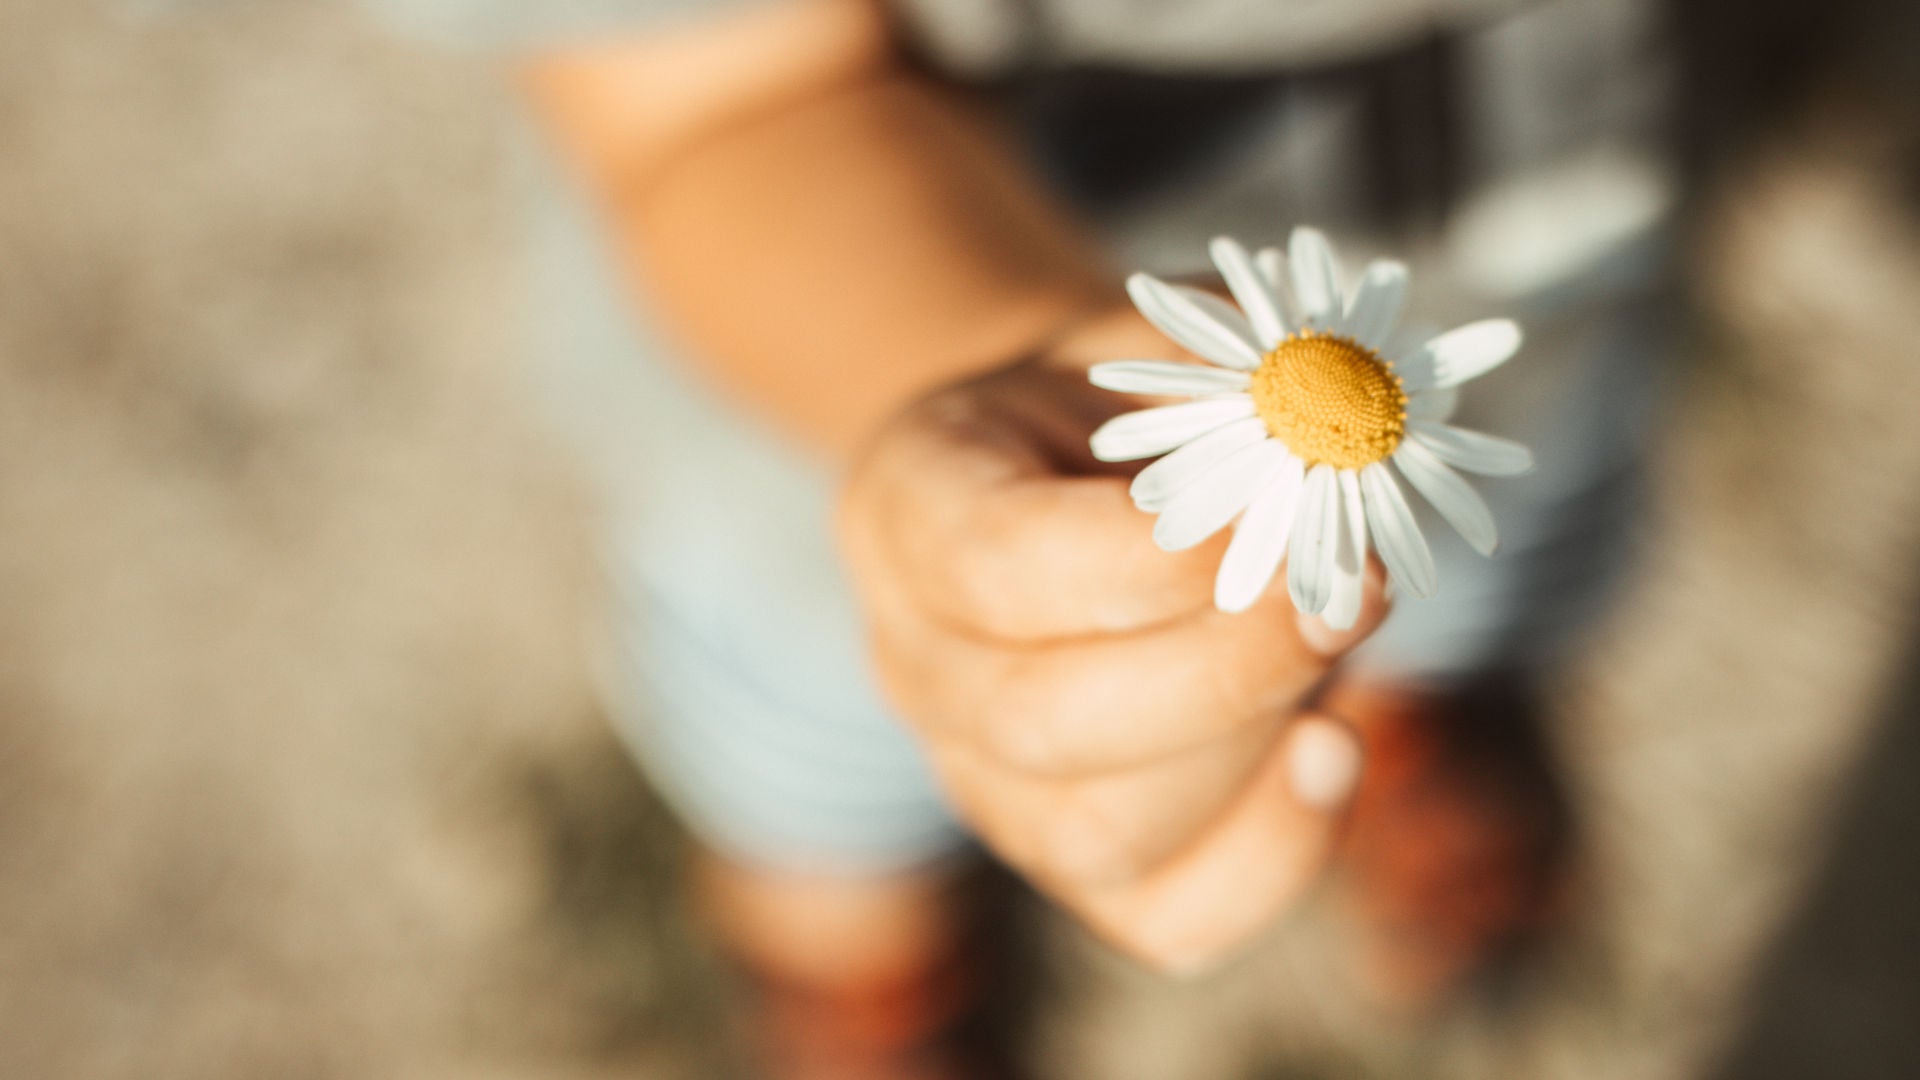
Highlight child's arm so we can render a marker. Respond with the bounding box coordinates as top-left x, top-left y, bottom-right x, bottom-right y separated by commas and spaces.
520, 0, 1380, 972
520, 0, 1111, 458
